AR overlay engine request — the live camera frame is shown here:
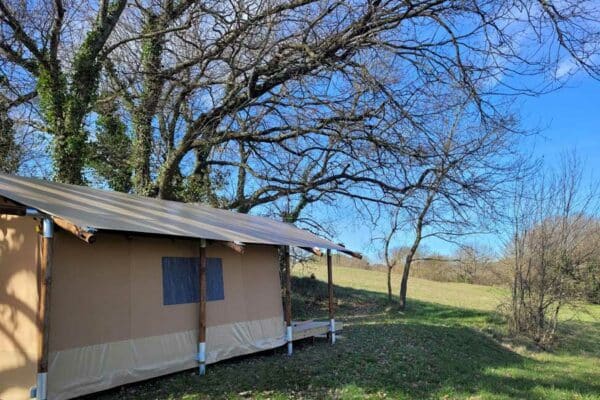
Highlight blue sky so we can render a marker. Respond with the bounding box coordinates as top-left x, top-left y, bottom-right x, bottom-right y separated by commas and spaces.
523, 77, 600, 161
334, 74, 600, 262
